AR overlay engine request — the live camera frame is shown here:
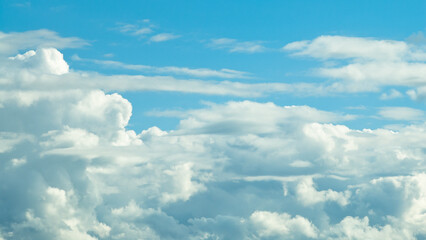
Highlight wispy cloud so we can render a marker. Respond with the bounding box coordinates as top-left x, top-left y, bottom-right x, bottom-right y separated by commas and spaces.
378, 107, 425, 121
3, 48, 325, 101
209, 38, 266, 53
115, 20, 180, 43
72, 55, 250, 79
406, 31, 426, 45
0, 29, 88, 55
149, 33, 180, 42
116, 22, 153, 36
12, 2, 31, 8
